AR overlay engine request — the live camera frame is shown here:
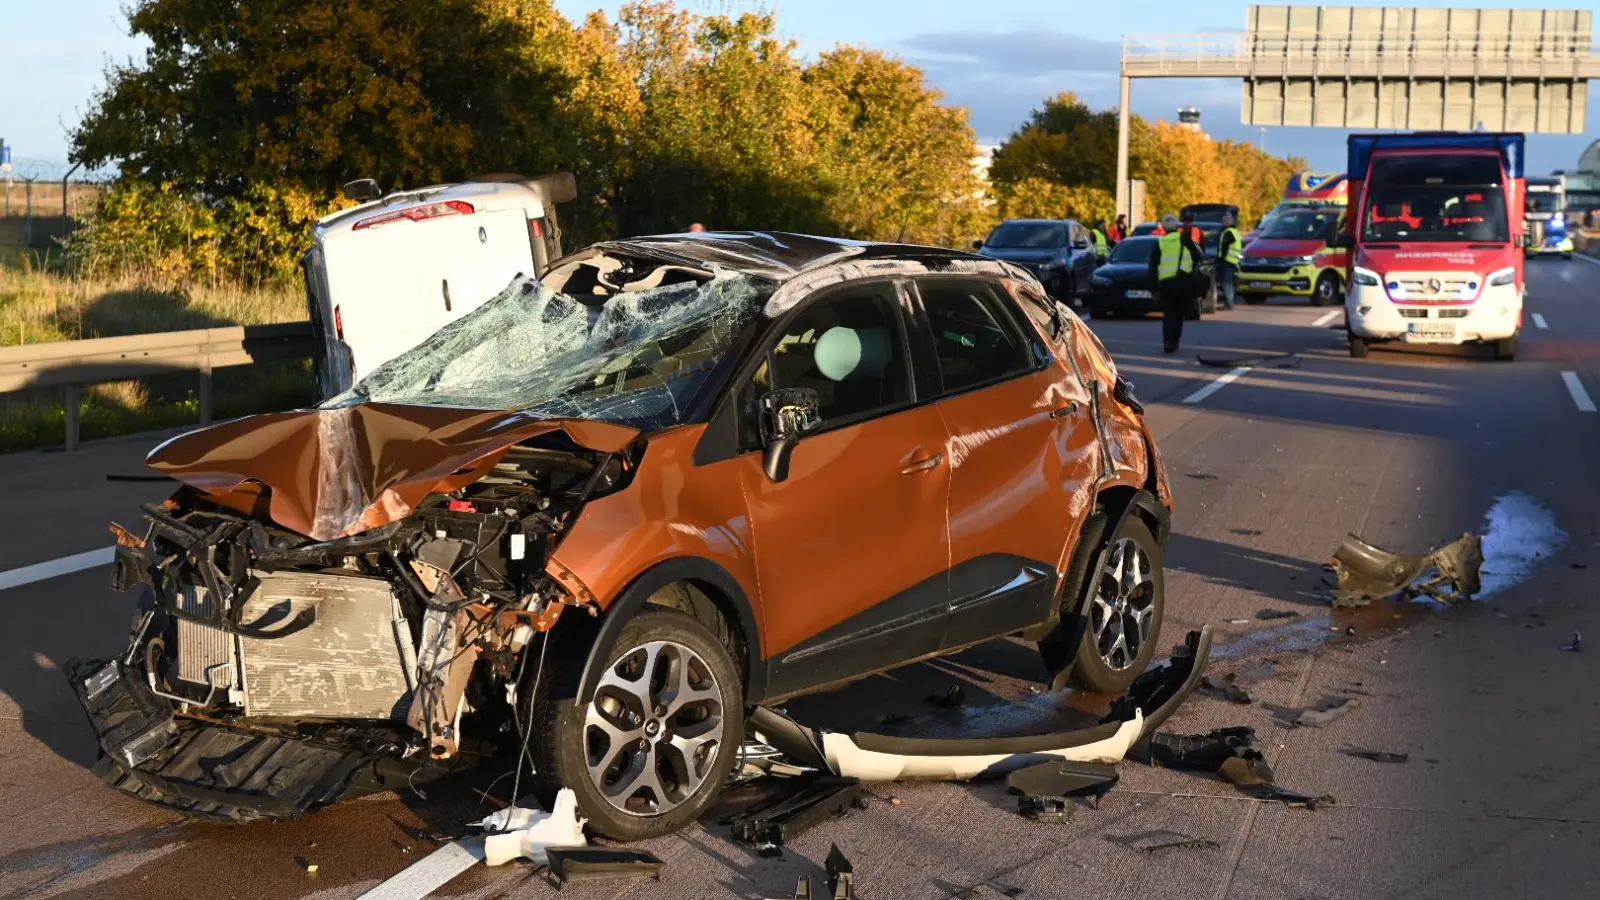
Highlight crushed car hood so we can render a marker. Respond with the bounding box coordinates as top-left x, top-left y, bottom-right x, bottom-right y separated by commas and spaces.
146, 402, 639, 541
